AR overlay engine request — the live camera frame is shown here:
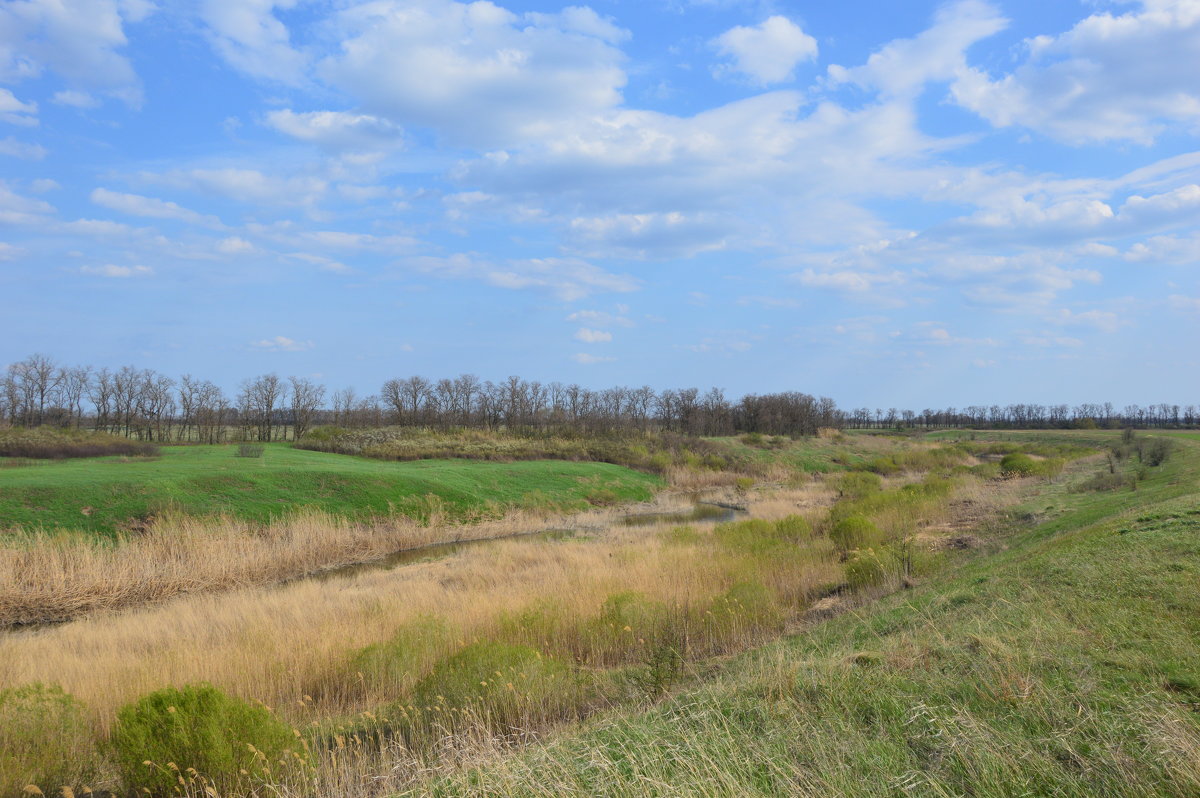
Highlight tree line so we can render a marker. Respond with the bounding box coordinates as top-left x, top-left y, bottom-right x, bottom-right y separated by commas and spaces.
0, 354, 840, 441
3, 353, 1196, 441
